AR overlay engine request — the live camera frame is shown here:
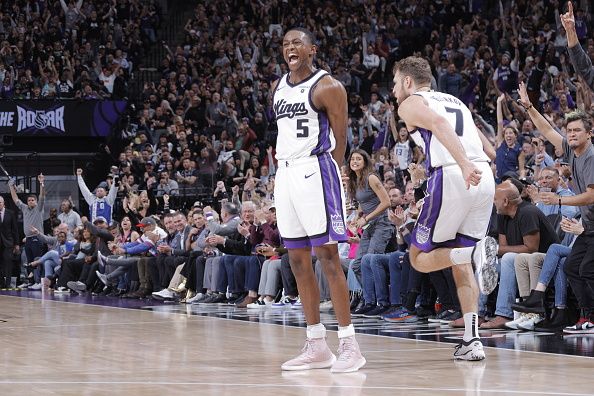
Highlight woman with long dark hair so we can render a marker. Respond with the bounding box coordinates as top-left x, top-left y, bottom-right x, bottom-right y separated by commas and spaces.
117, 216, 140, 244
345, 149, 393, 317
